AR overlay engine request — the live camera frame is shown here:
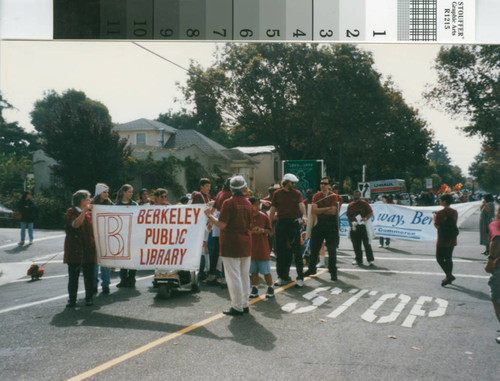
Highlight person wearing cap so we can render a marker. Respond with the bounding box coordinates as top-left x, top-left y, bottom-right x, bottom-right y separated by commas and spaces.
205, 175, 253, 316
270, 173, 308, 287
305, 176, 339, 281
91, 183, 113, 294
